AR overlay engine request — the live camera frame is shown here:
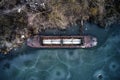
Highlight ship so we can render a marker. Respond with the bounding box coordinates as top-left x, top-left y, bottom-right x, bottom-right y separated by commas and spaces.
26, 35, 97, 48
